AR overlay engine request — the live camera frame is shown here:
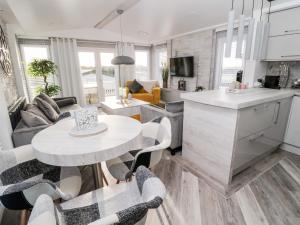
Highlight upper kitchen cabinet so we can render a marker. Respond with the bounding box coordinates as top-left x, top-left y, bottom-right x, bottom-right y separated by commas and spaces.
264, 6, 300, 61
269, 7, 300, 36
